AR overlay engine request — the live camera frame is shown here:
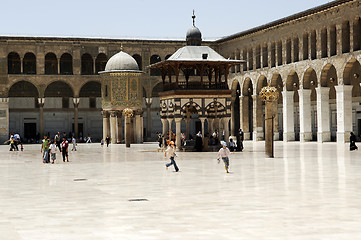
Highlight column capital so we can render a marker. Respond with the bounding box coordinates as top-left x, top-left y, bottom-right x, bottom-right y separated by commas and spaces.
199, 117, 206, 123
315, 86, 330, 94
101, 110, 109, 118
174, 117, 182, 123
335, 84, 353, 92
109, 110, 118, 118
